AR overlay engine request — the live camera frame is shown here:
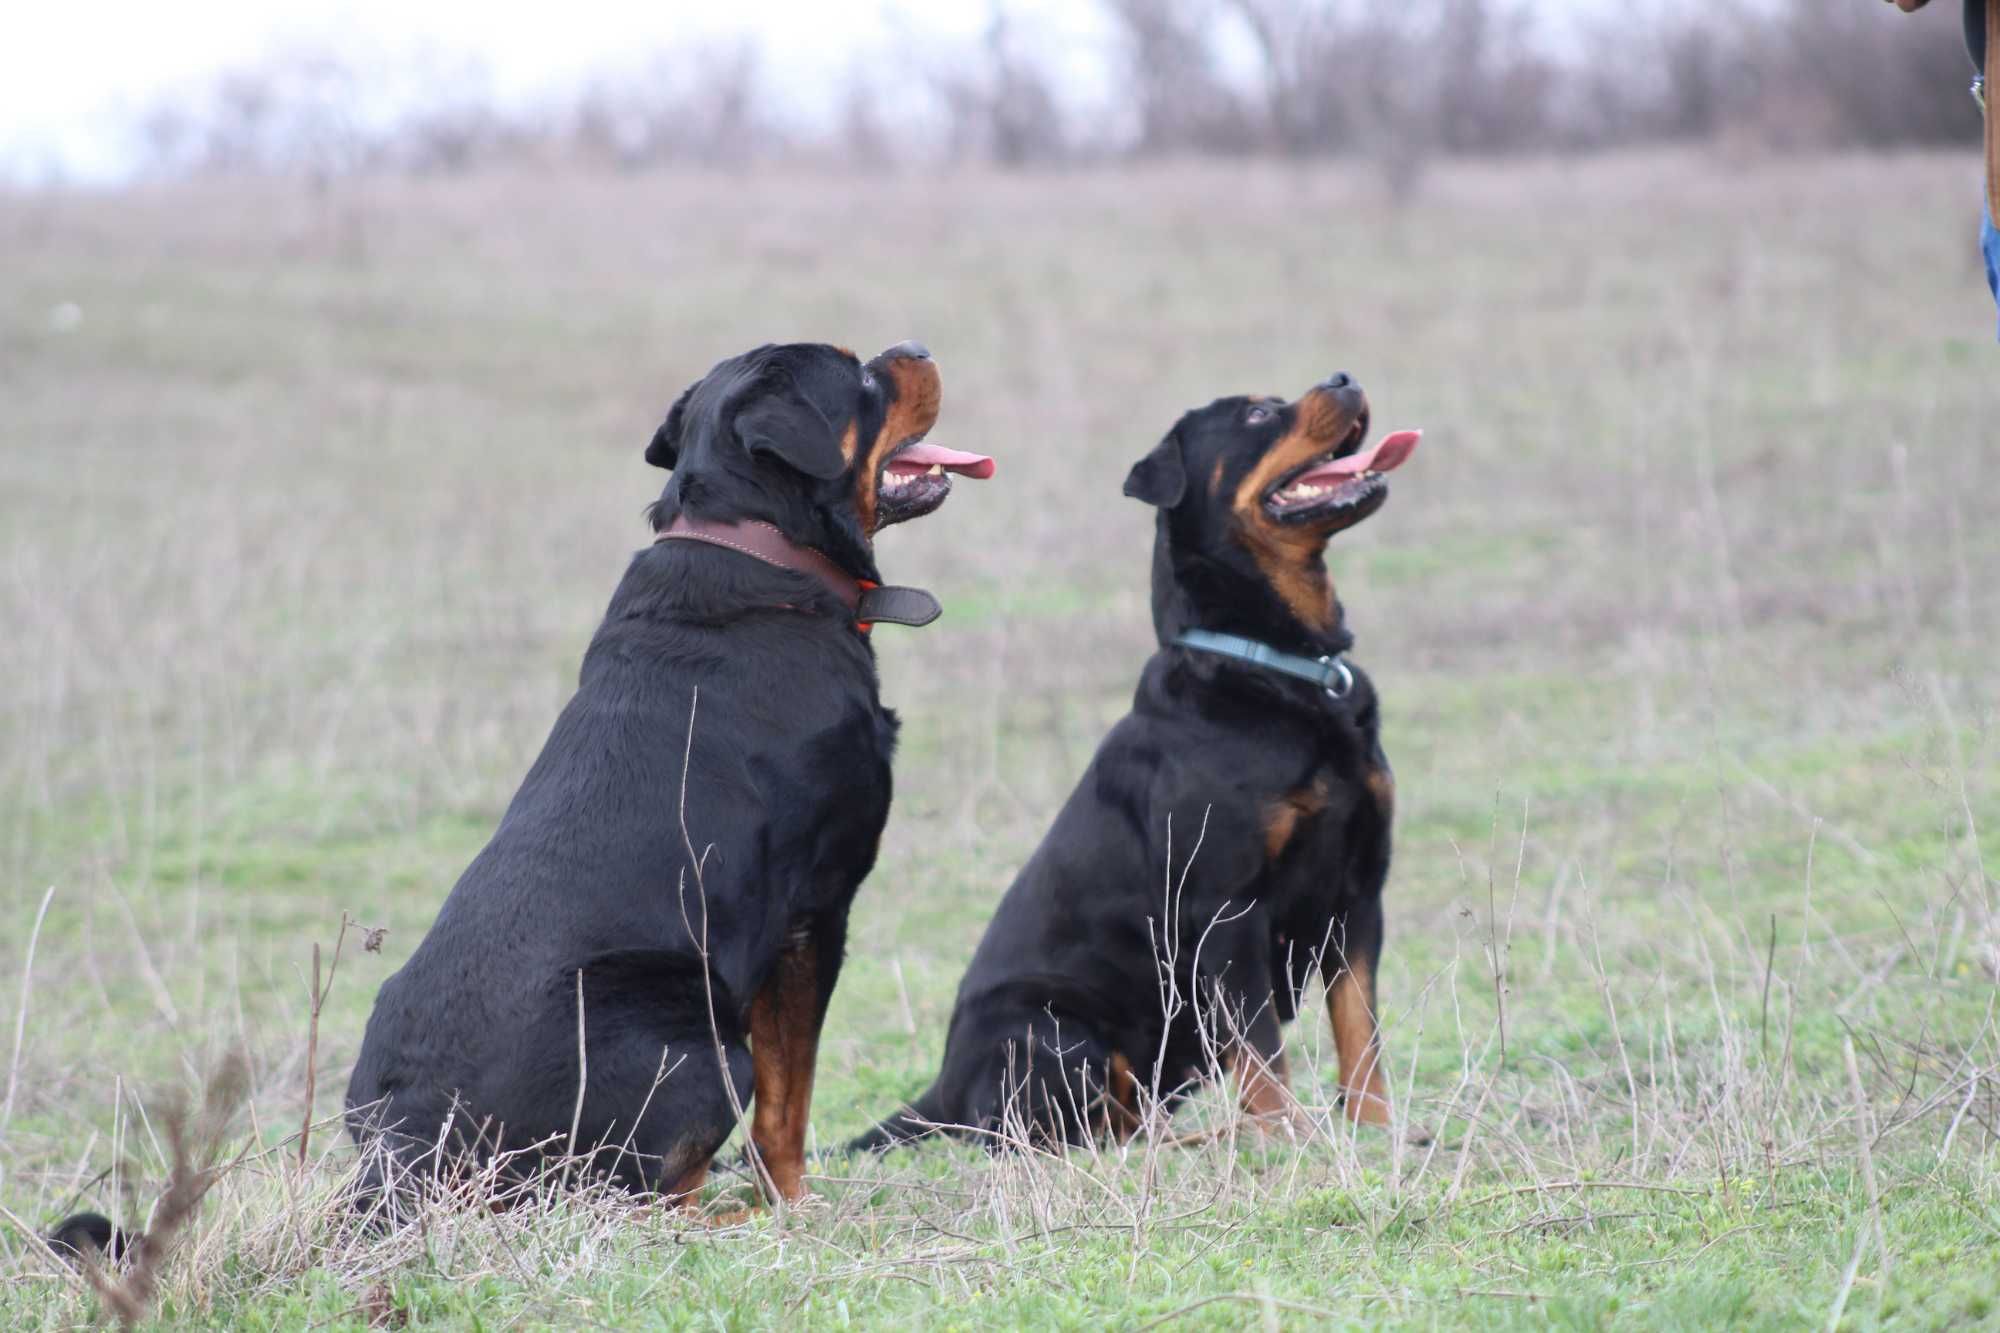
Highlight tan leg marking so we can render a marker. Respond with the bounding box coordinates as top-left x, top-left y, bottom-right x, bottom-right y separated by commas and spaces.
1102, 1051, 1143, 1142
665, 1156, 710, 1207
748, 939, 821, 1203
1328, 958, 1390, 1126
1230, 1040, 1296, 1121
